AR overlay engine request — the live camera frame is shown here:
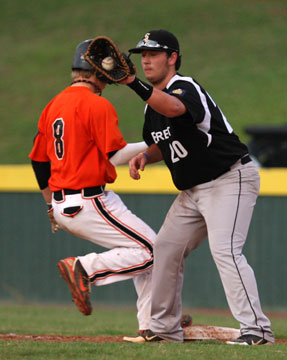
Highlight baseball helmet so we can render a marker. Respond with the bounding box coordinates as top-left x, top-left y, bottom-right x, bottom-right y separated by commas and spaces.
72, 39, 95, 71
